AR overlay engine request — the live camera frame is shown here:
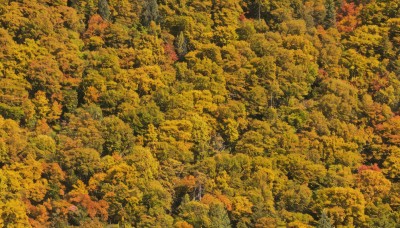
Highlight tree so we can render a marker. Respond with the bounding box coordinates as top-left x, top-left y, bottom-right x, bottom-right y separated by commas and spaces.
317, 210, 333, 228
100, 116, 134, 156
211, 0, 243, 46
27, 55, 63, 100
60, 148, 101, 183
231, 196, 253, 223
255, 0, 265, 21
175, 31, 188, 60
0, 169, 31, 227
141, 0, 159, 26
94, 162, 143, 225
336, 1, 361, 33
178, 195, 211, 227
314, 187, 366, 227
209, 203, 231, 228
324, 0, 336, 28
356, 169, 391, 202
98, 0, 111, 21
